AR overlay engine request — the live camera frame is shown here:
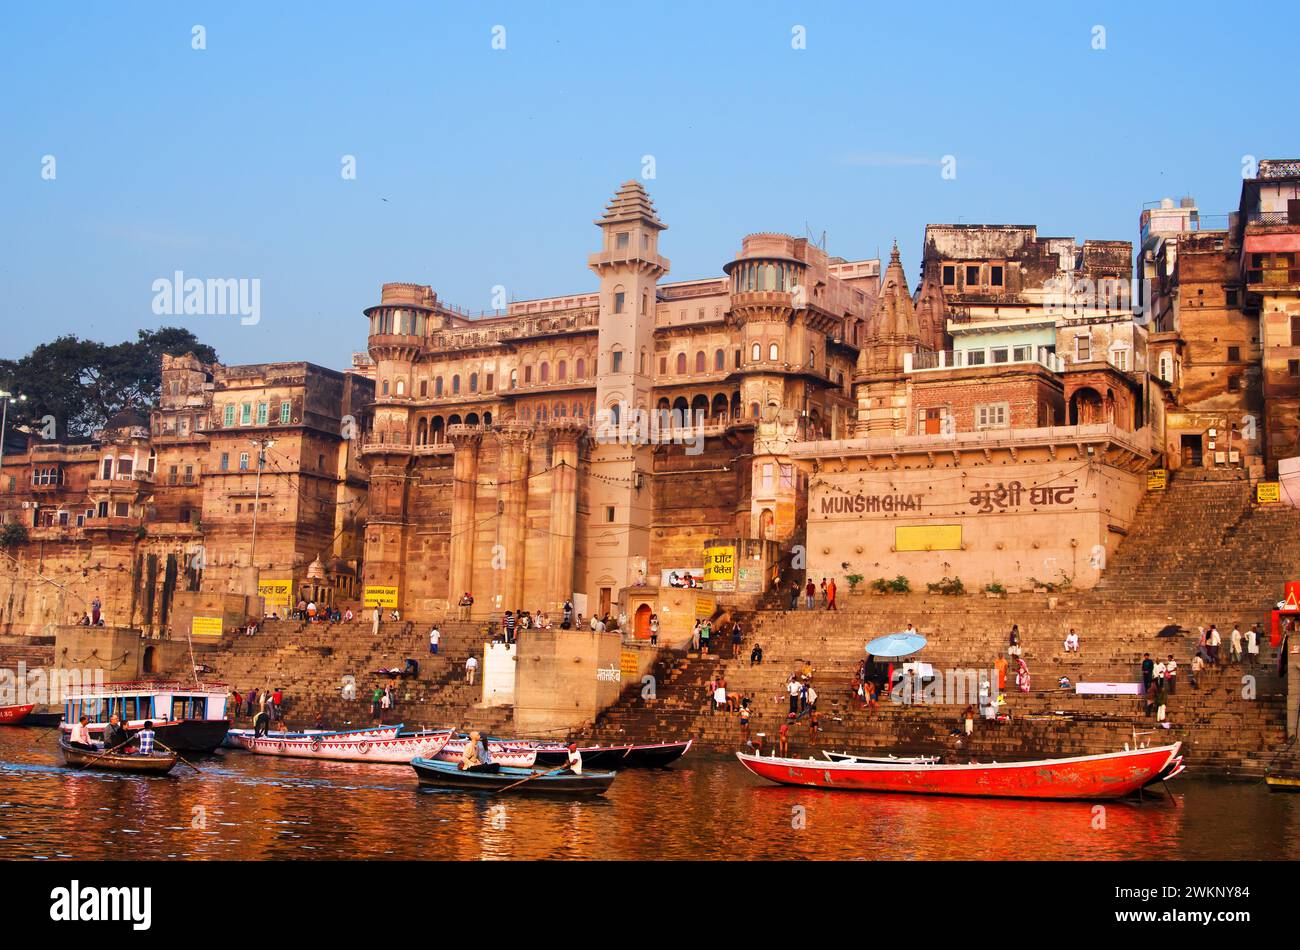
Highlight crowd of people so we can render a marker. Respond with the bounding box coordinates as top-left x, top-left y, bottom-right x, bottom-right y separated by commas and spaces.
229, 686, 287, 736
787, 577, 838, 610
